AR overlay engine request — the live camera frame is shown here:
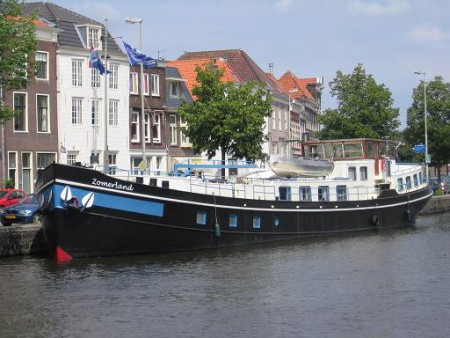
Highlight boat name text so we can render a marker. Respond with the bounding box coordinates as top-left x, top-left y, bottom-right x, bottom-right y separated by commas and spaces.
92, 178, 134, 191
